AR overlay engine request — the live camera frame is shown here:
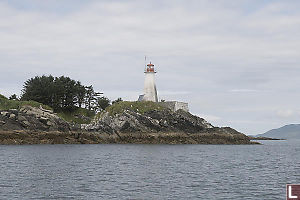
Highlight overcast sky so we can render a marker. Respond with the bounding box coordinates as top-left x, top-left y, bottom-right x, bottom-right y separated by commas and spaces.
1, 0, 300, 135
